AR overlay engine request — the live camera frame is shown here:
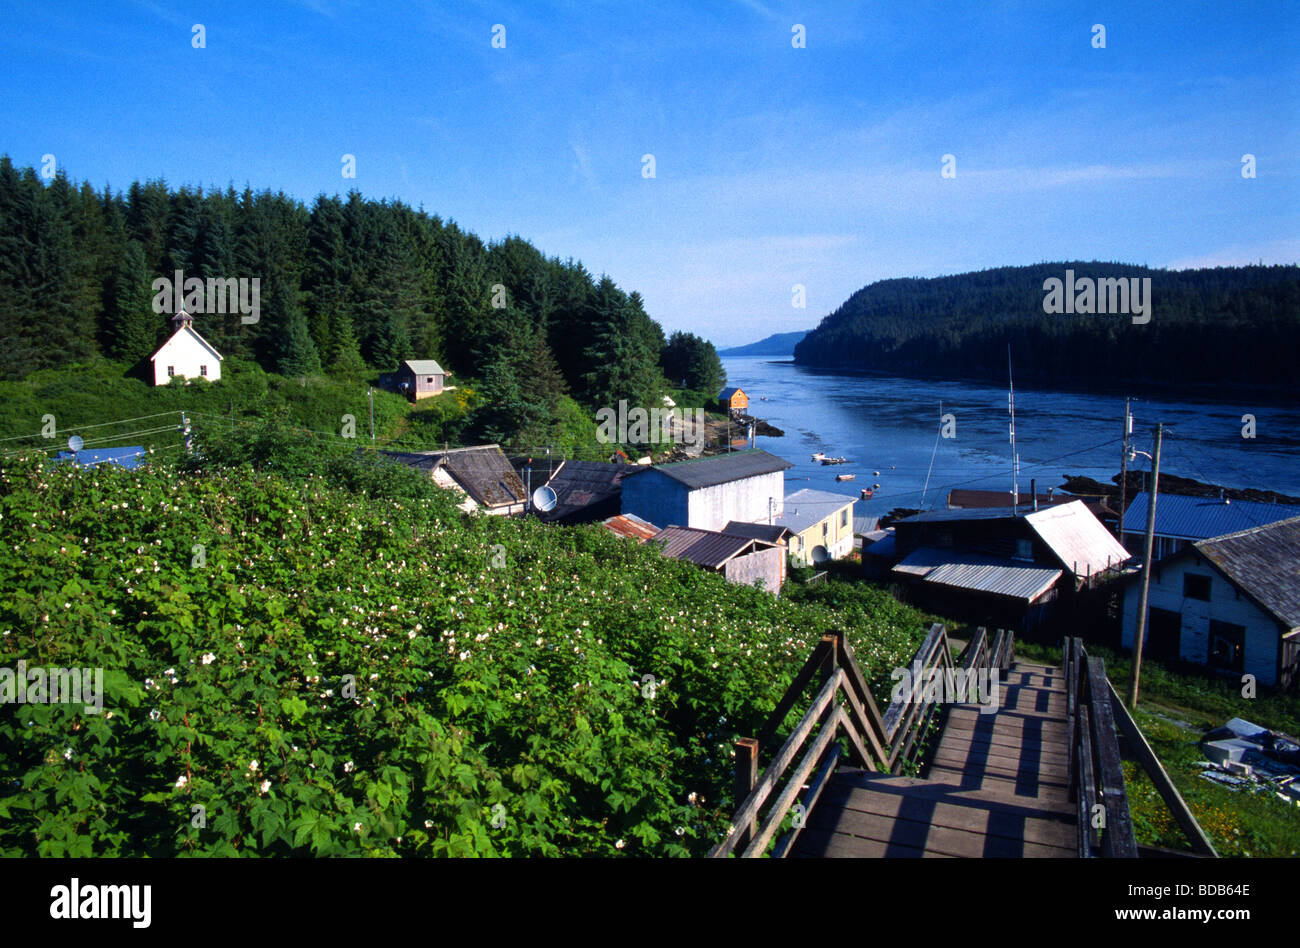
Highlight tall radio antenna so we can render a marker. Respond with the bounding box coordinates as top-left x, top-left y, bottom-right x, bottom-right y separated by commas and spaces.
1008, 345, 1020, 507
